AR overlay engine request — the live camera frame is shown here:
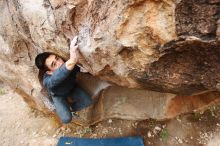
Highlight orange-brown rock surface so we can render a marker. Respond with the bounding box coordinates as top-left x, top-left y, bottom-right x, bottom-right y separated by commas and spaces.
0, 0, 219, 120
